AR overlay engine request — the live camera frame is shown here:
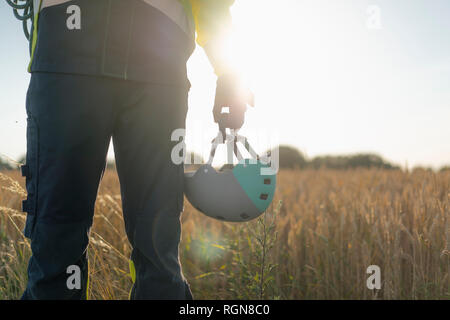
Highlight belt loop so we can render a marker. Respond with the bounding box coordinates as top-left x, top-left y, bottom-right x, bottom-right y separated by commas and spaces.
22, 199, 34, 214
21, 164, 30, 178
